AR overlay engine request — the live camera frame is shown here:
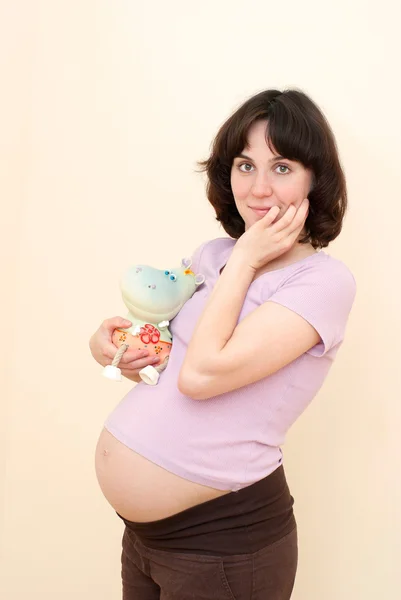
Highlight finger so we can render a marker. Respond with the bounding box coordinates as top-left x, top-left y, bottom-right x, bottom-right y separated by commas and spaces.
121, 356, 161, 371
100, 340, 124, 361
102, 316, 132, 332
120, 358, 160, 378
118, 348, 151, 364
292, 198, 310, 229
259, 205, 281, 227
271, 204, 298, 233
274, 199, 309, 235
101, 343, 149, 363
